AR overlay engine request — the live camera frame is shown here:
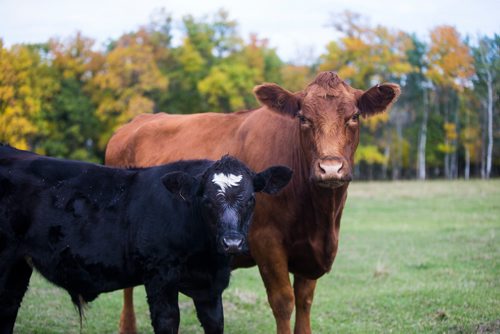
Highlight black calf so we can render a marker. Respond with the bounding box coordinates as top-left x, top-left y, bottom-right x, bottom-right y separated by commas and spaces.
0, 145, 292, 334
